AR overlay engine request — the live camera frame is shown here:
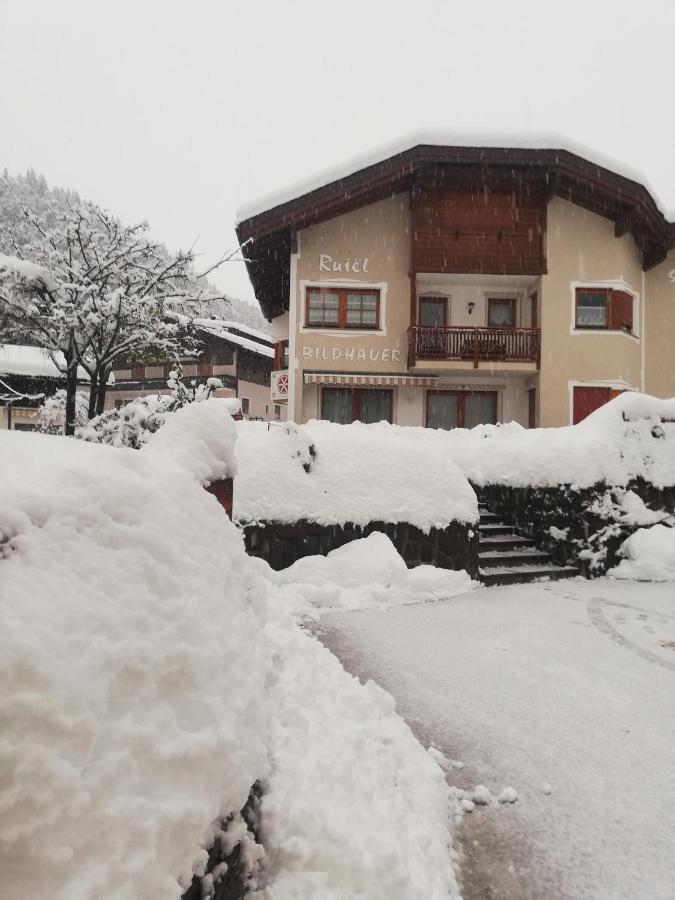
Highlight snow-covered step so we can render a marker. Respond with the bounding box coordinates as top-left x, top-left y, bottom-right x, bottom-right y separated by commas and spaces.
478, 548, 551, 566
478, 510, 500, 522
479, 564, 579, 586
478, 522, 514, 535
478, 534, 535, 552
